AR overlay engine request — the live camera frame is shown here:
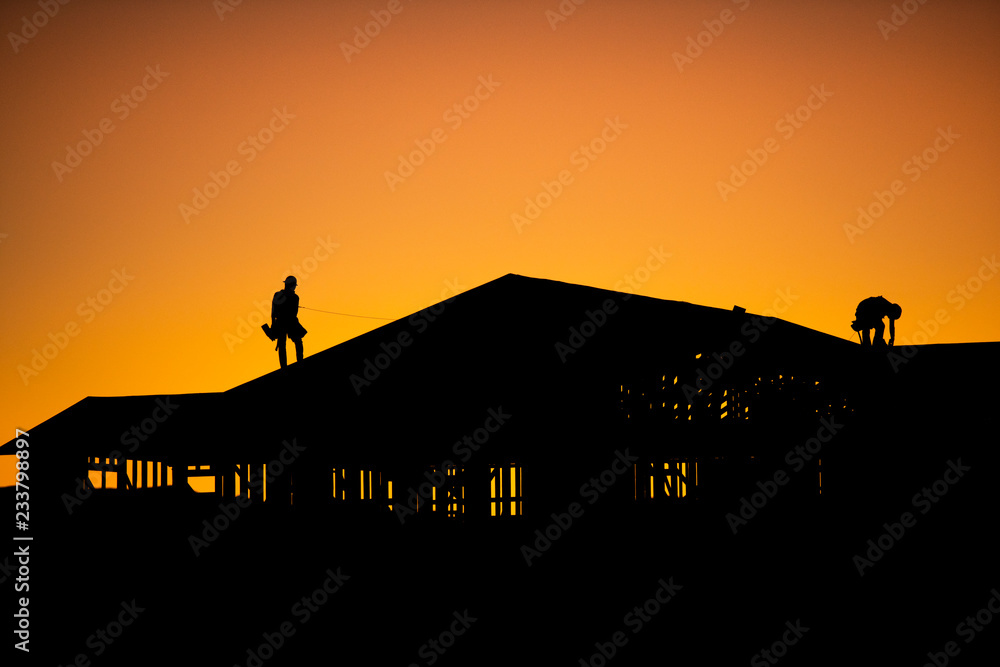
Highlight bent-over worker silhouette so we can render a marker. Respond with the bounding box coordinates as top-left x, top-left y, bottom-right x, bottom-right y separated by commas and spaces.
851, 296, 901, 348
271, 275, 307, 368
